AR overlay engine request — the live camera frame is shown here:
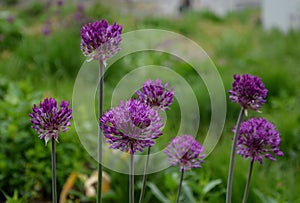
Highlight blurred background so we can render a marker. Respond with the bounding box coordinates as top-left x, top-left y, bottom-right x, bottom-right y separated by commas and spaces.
0, 0, 300, 202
